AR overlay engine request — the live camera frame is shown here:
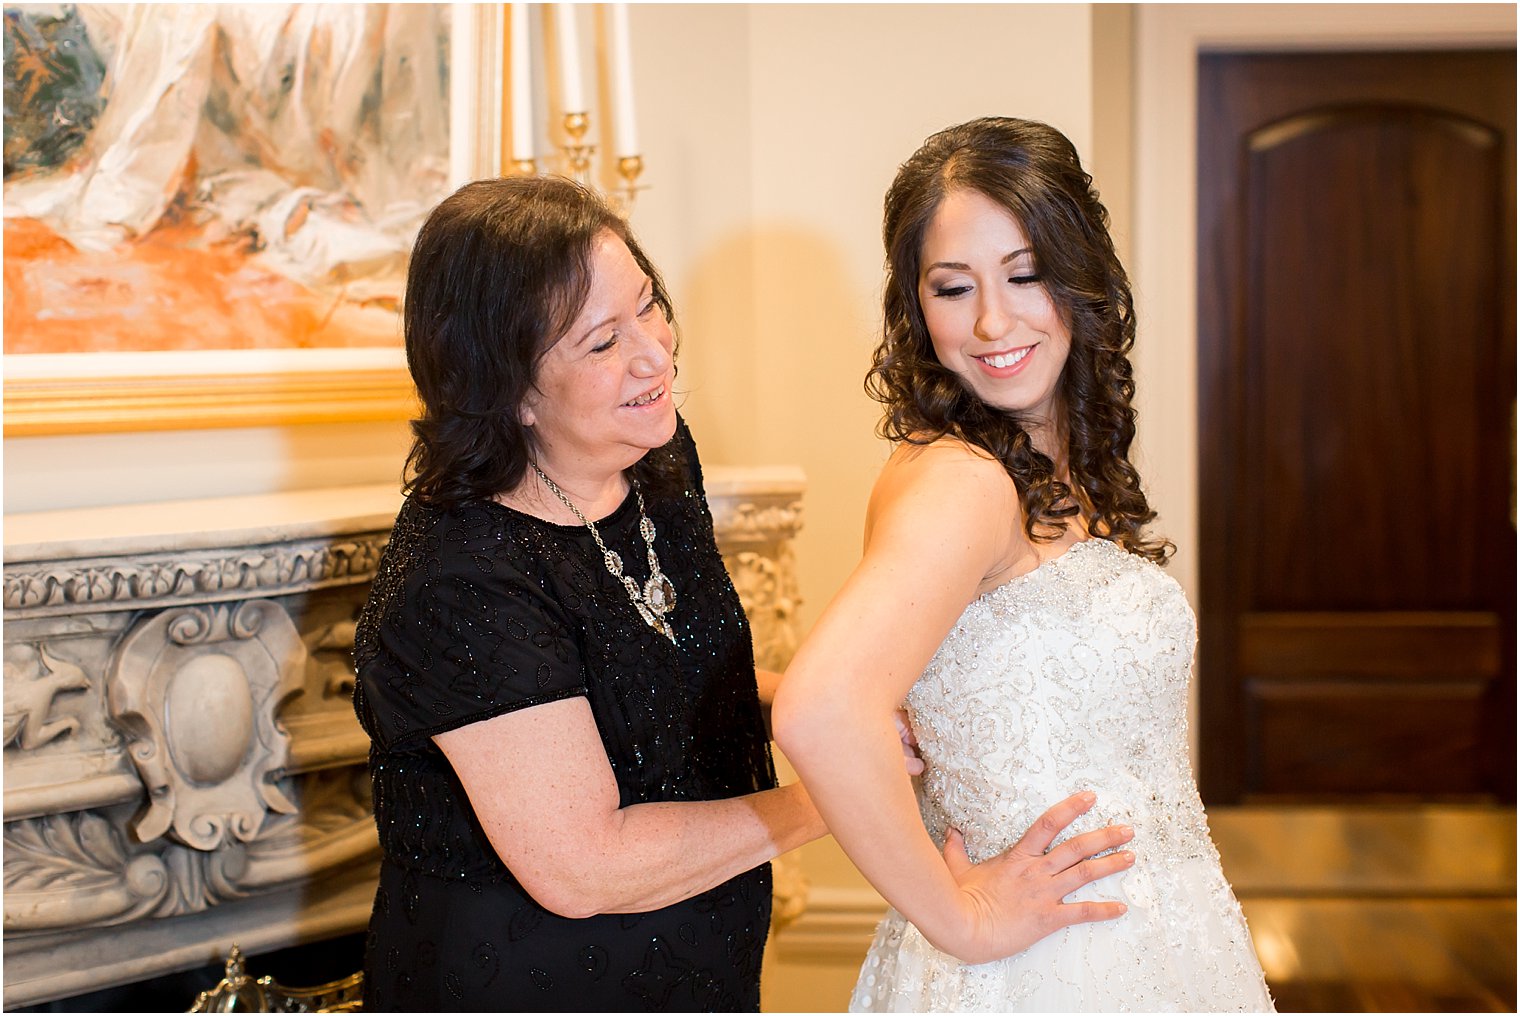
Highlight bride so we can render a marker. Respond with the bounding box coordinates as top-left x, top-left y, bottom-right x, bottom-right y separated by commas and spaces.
773, 117, 1274, 1012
